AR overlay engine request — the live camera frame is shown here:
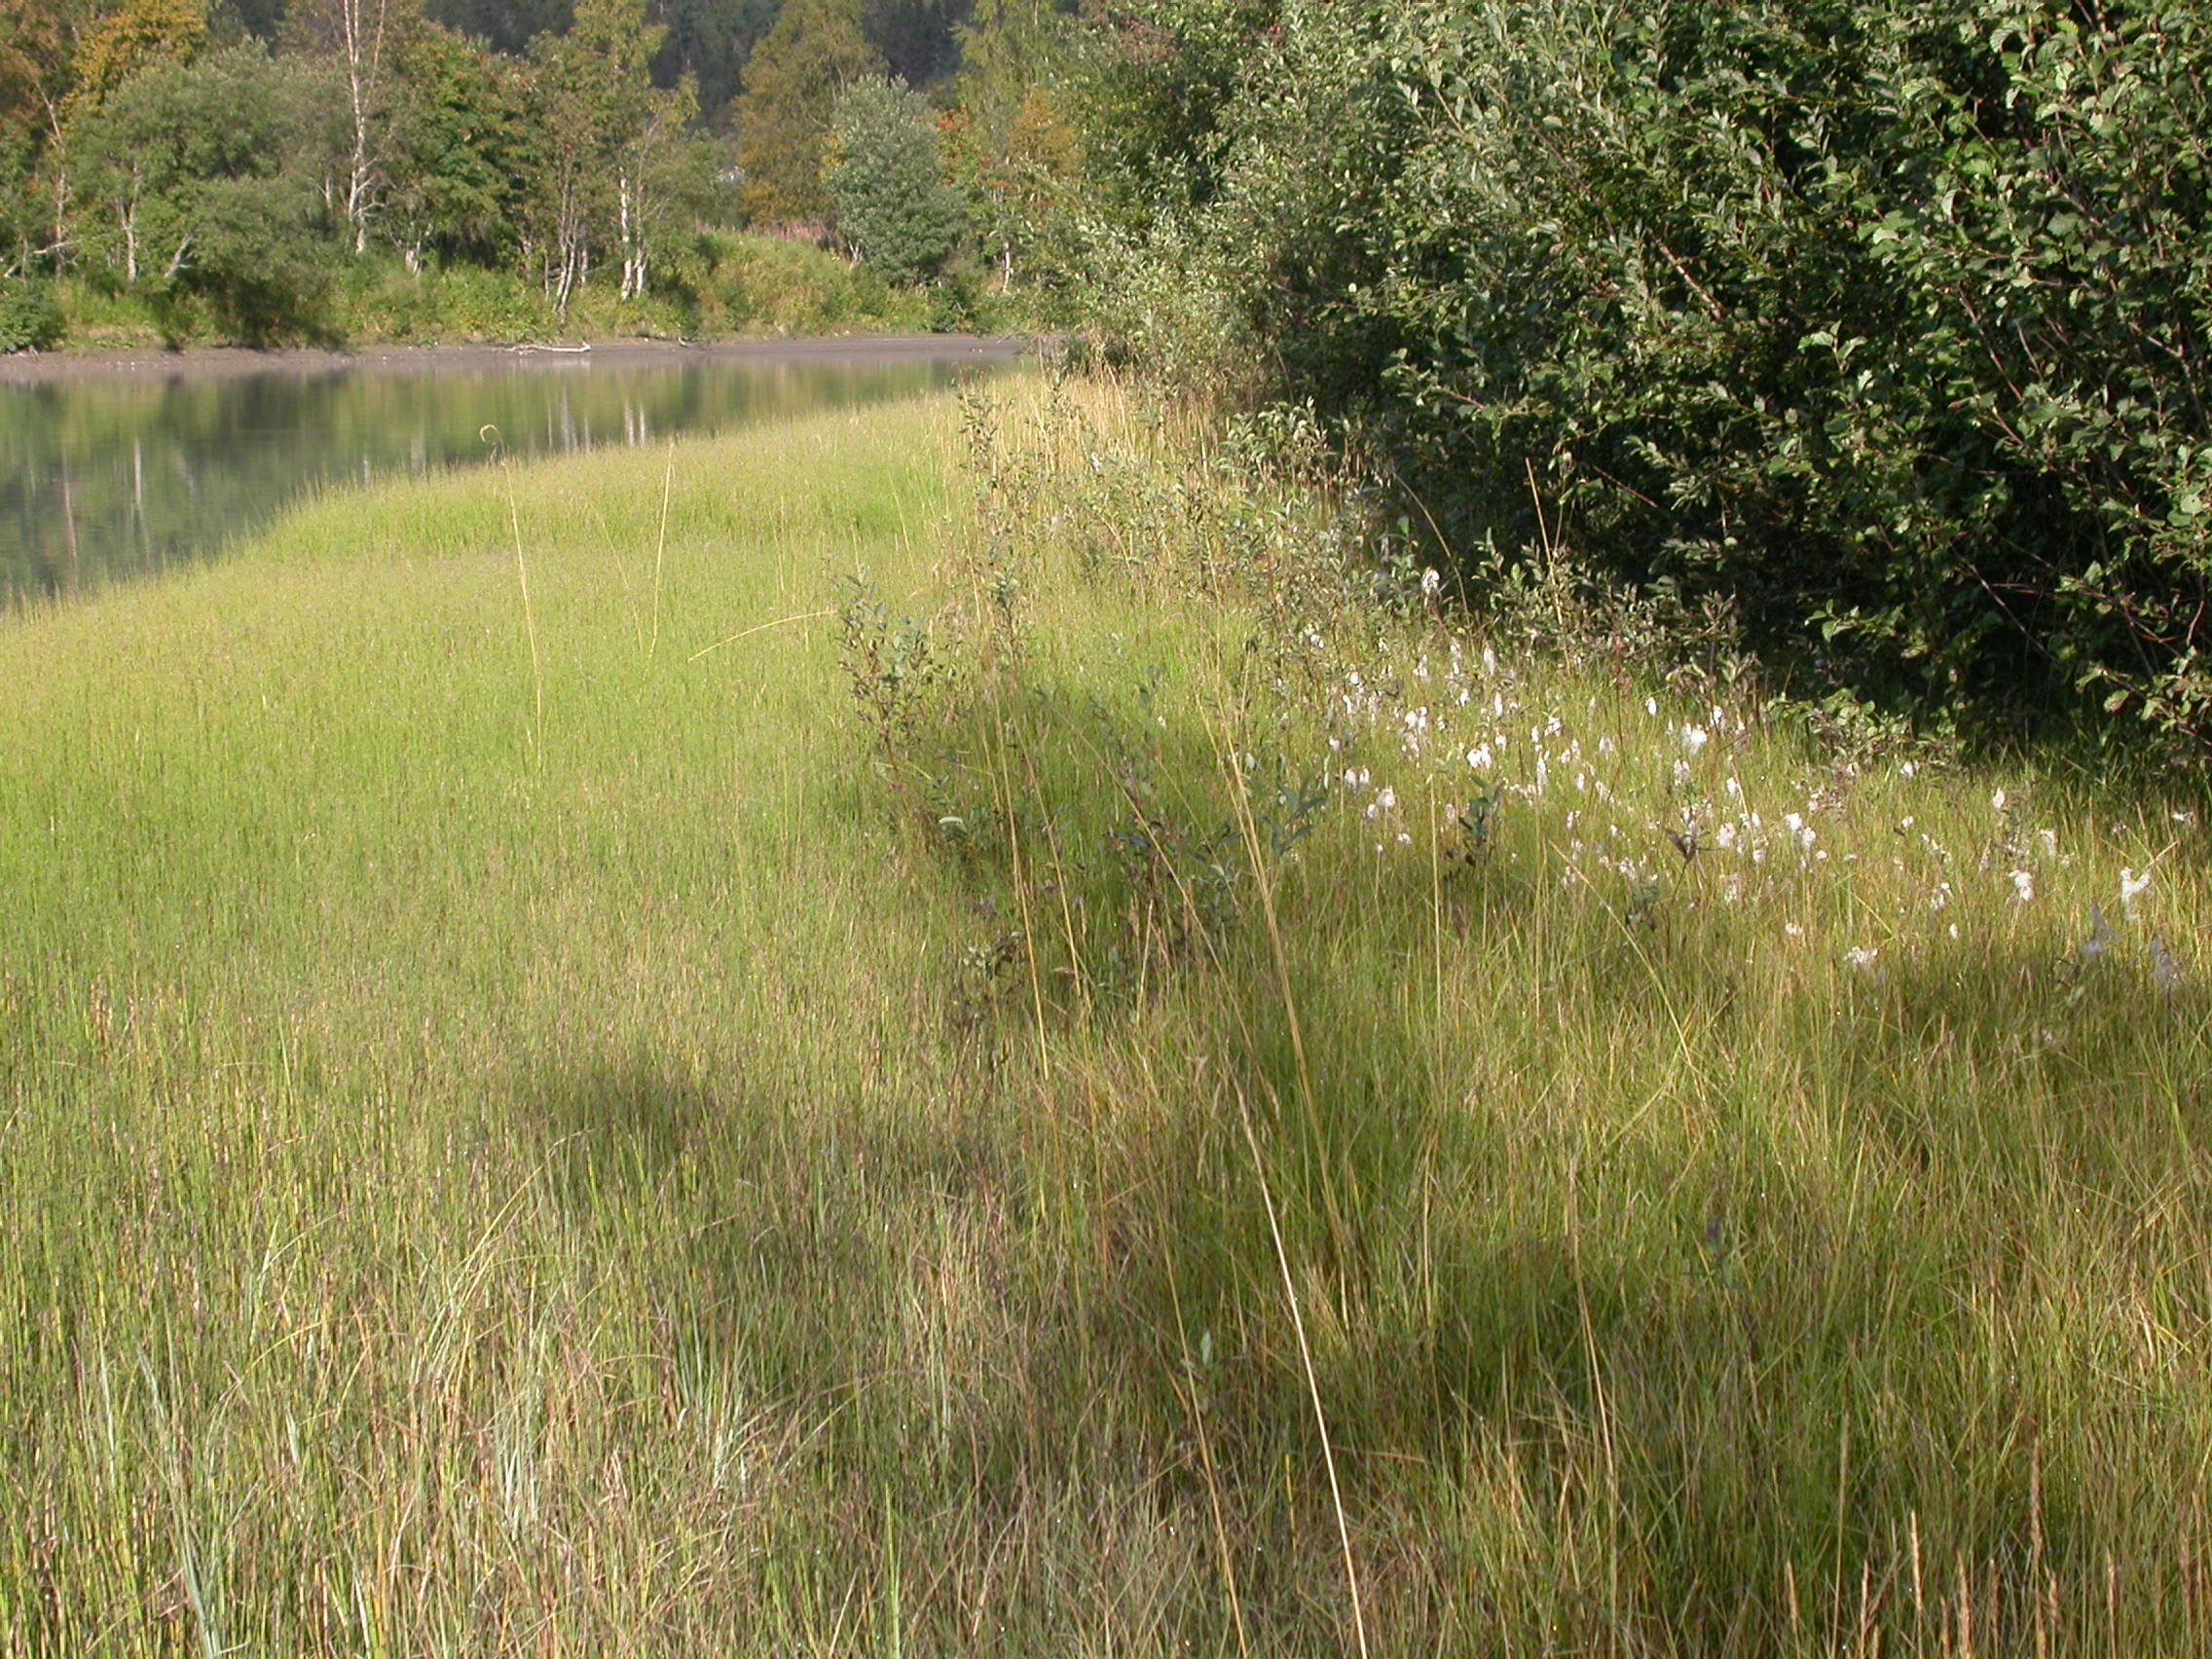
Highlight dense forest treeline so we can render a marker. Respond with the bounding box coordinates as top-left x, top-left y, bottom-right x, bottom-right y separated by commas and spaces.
0, 0, 1087, 342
